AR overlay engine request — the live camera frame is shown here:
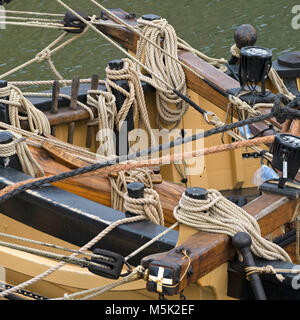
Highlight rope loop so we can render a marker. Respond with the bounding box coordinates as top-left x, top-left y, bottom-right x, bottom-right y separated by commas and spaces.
124, 188, 164, 226
0, 130, 44, 177
174, 189, 291, 262
35, 48, 52, 63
